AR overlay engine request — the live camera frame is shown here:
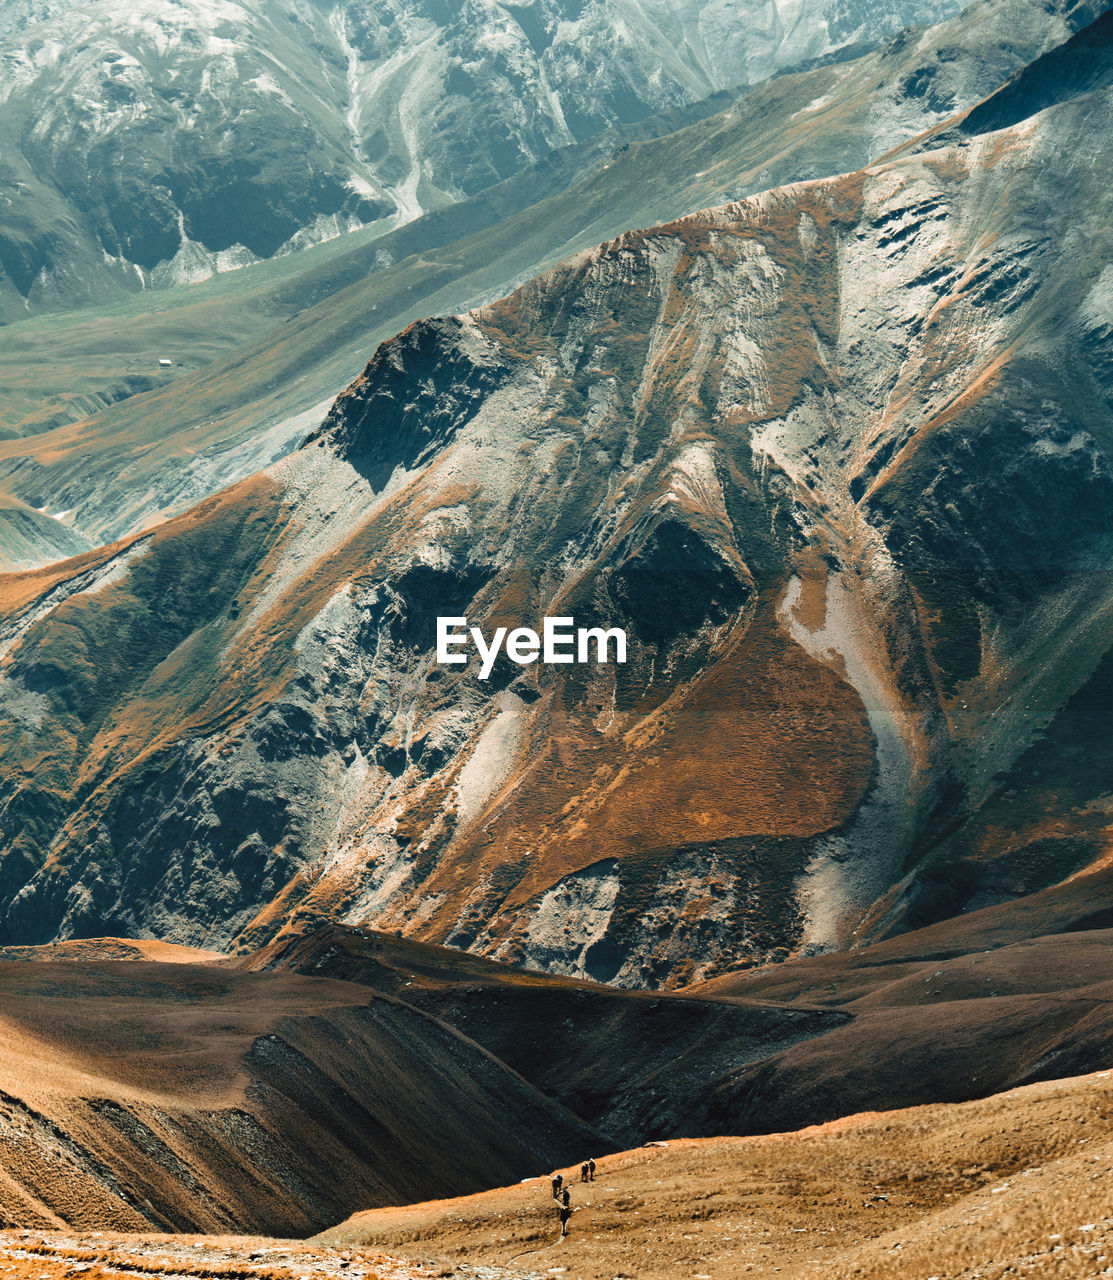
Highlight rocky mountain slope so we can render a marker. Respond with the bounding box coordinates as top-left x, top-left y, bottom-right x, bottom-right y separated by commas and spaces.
1, 6, 1112, 987
2, 0, 1084, 573
0, 0, 964, 320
